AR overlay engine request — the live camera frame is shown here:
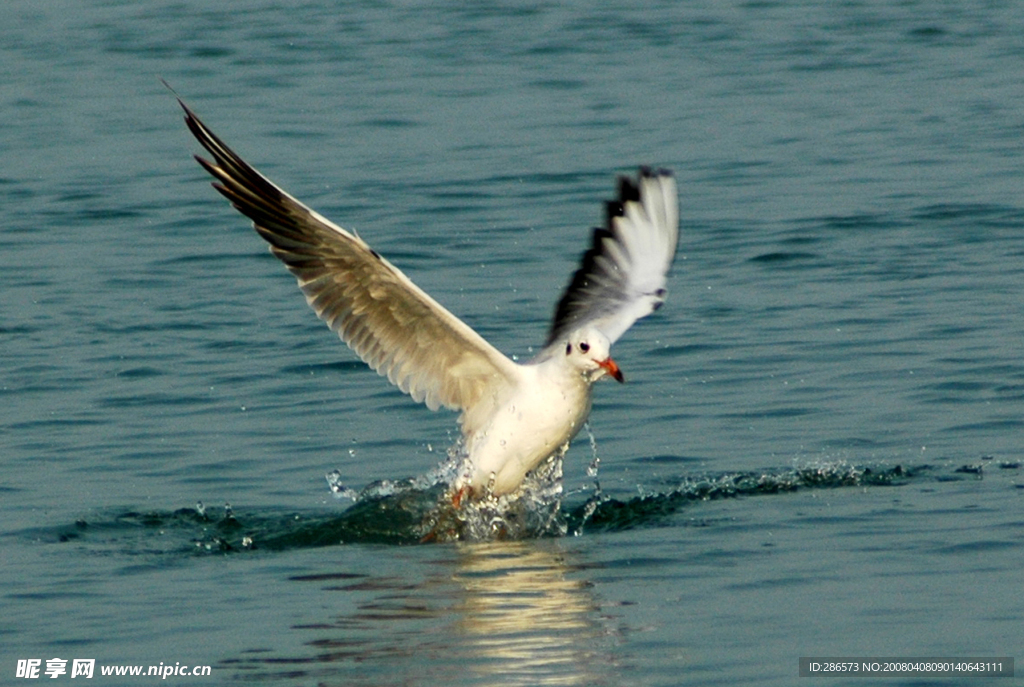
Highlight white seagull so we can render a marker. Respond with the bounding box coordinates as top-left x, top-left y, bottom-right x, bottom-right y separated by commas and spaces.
177, 99, 679, 503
